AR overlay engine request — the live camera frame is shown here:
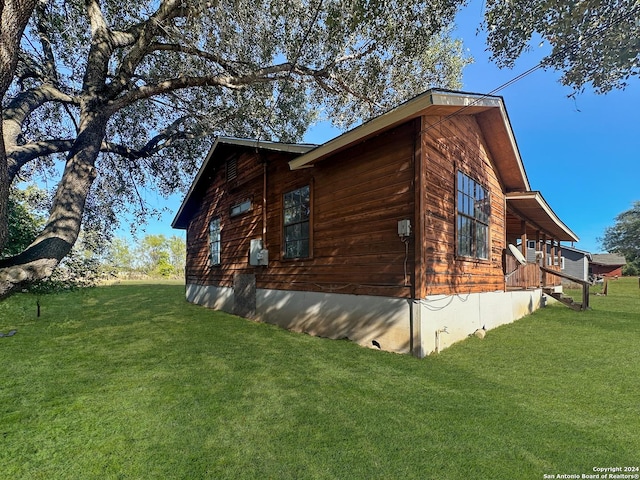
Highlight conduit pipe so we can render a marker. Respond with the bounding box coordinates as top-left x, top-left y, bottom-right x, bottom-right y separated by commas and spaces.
435, 326, 448, 354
